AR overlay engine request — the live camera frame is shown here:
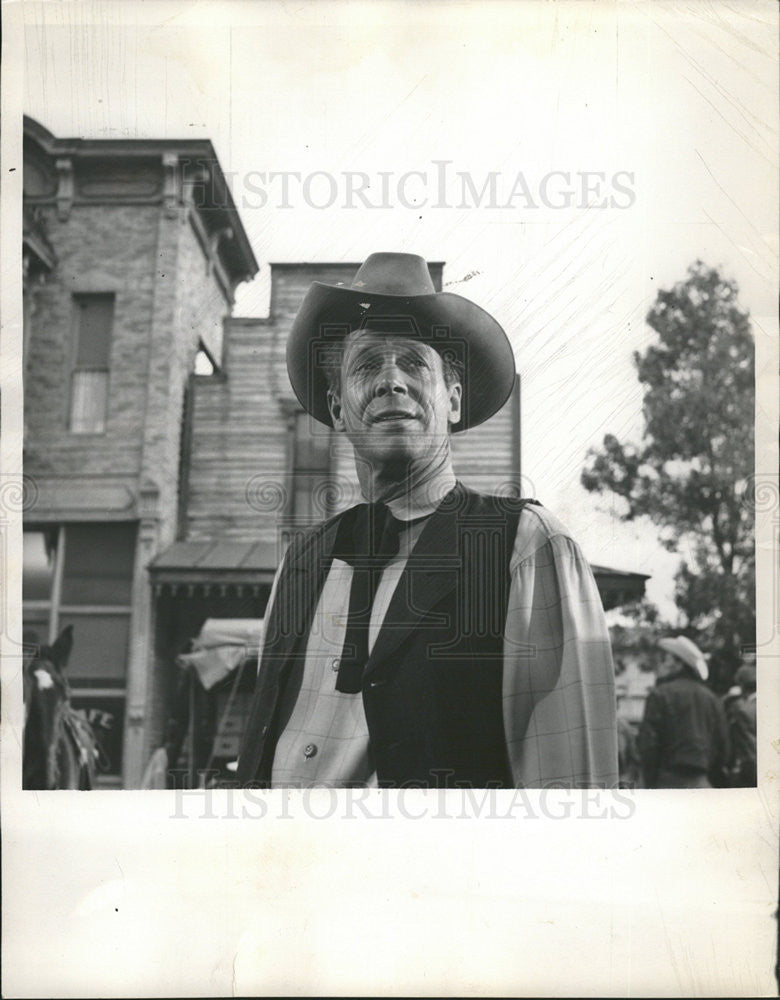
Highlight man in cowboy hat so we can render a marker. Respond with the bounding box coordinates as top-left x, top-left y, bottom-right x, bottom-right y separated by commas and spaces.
638, 635, 730, 788
237, 252, 618, 788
